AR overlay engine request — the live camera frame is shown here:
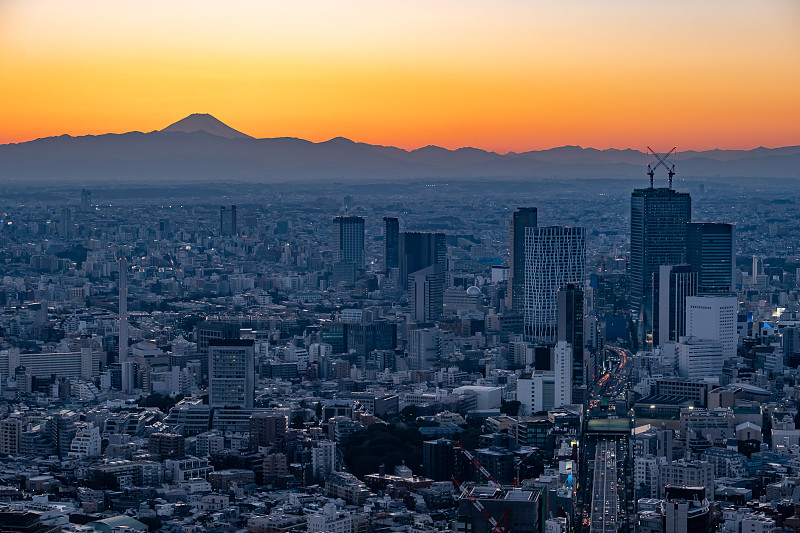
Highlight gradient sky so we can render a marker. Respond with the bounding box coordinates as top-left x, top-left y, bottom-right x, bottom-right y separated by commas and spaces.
1, 0, 798, 152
